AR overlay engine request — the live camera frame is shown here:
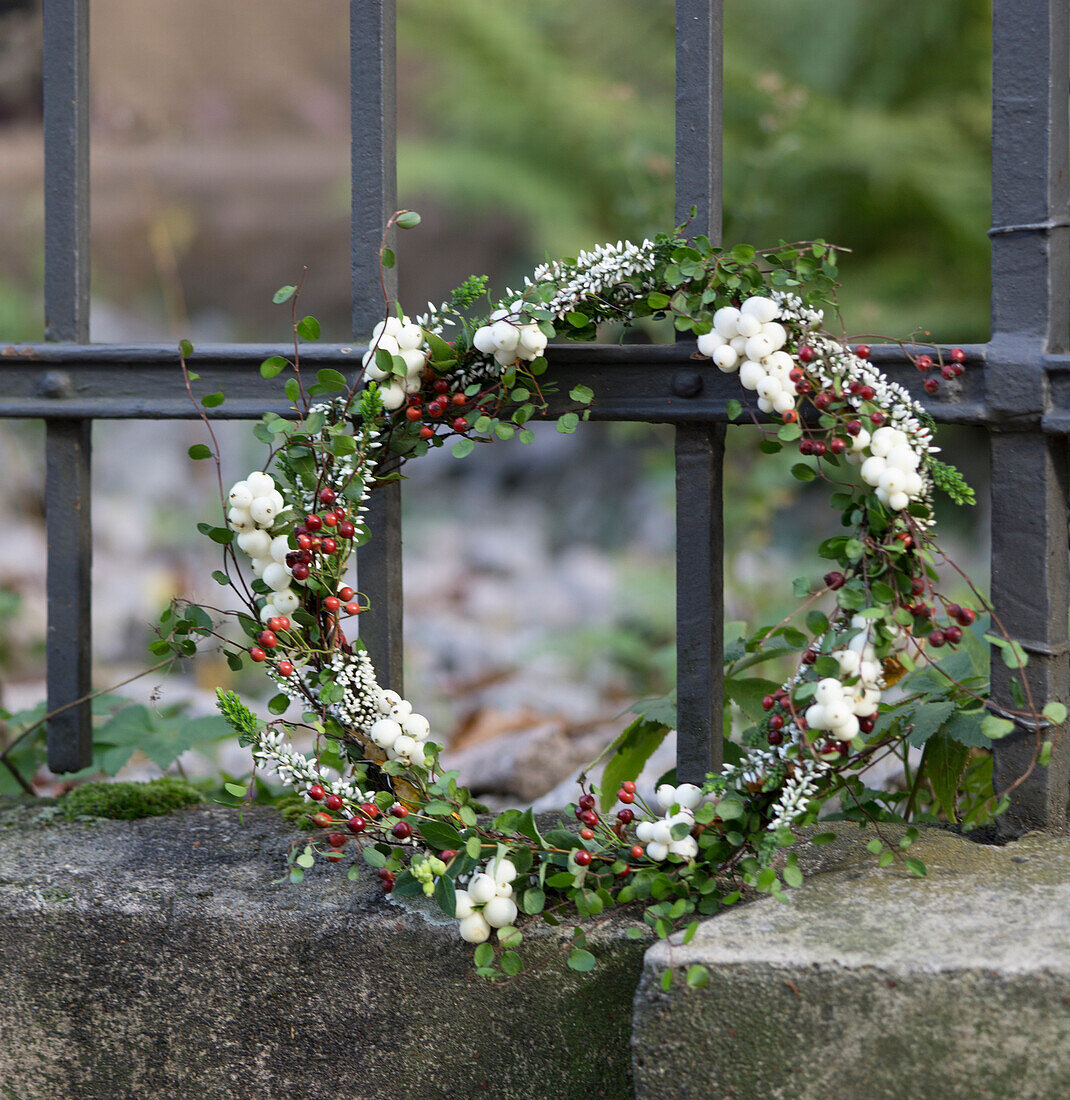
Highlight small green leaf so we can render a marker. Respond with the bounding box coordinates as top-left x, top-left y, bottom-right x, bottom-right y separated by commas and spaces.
1040, 740, 1053, 767
395, 210, 421, 229
273, 285, 296, 304
557, 412, 579, 434
296, 850, 315, 869
500, 950, 523, 977
811, 831, 836, 845
381, 248, 395, 269
726, 399, 742, 421
685, 964, 709, 989
660, 968, 674, 991
473, 943, 494, 968
297, 316, 321, 341
905, 857, 927, 877
260, 356, 289, 379
567, 949, 596, 972
211, 570, 229, 586
566, 311, 589, 328
224, 782, 247, 798
453, 437, 475, 459
980, 714, 1016, 740
201, 393, 225, 408
569, 384, 594, 405
1043, 702, 1067, 725
179, 339, 194, 357
187, 444, 212, 460
867, 838, 883, 855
